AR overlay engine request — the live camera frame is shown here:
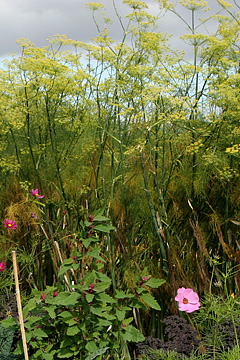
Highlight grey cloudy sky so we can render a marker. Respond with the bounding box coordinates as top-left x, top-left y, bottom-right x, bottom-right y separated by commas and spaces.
0, 0, 238, 62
